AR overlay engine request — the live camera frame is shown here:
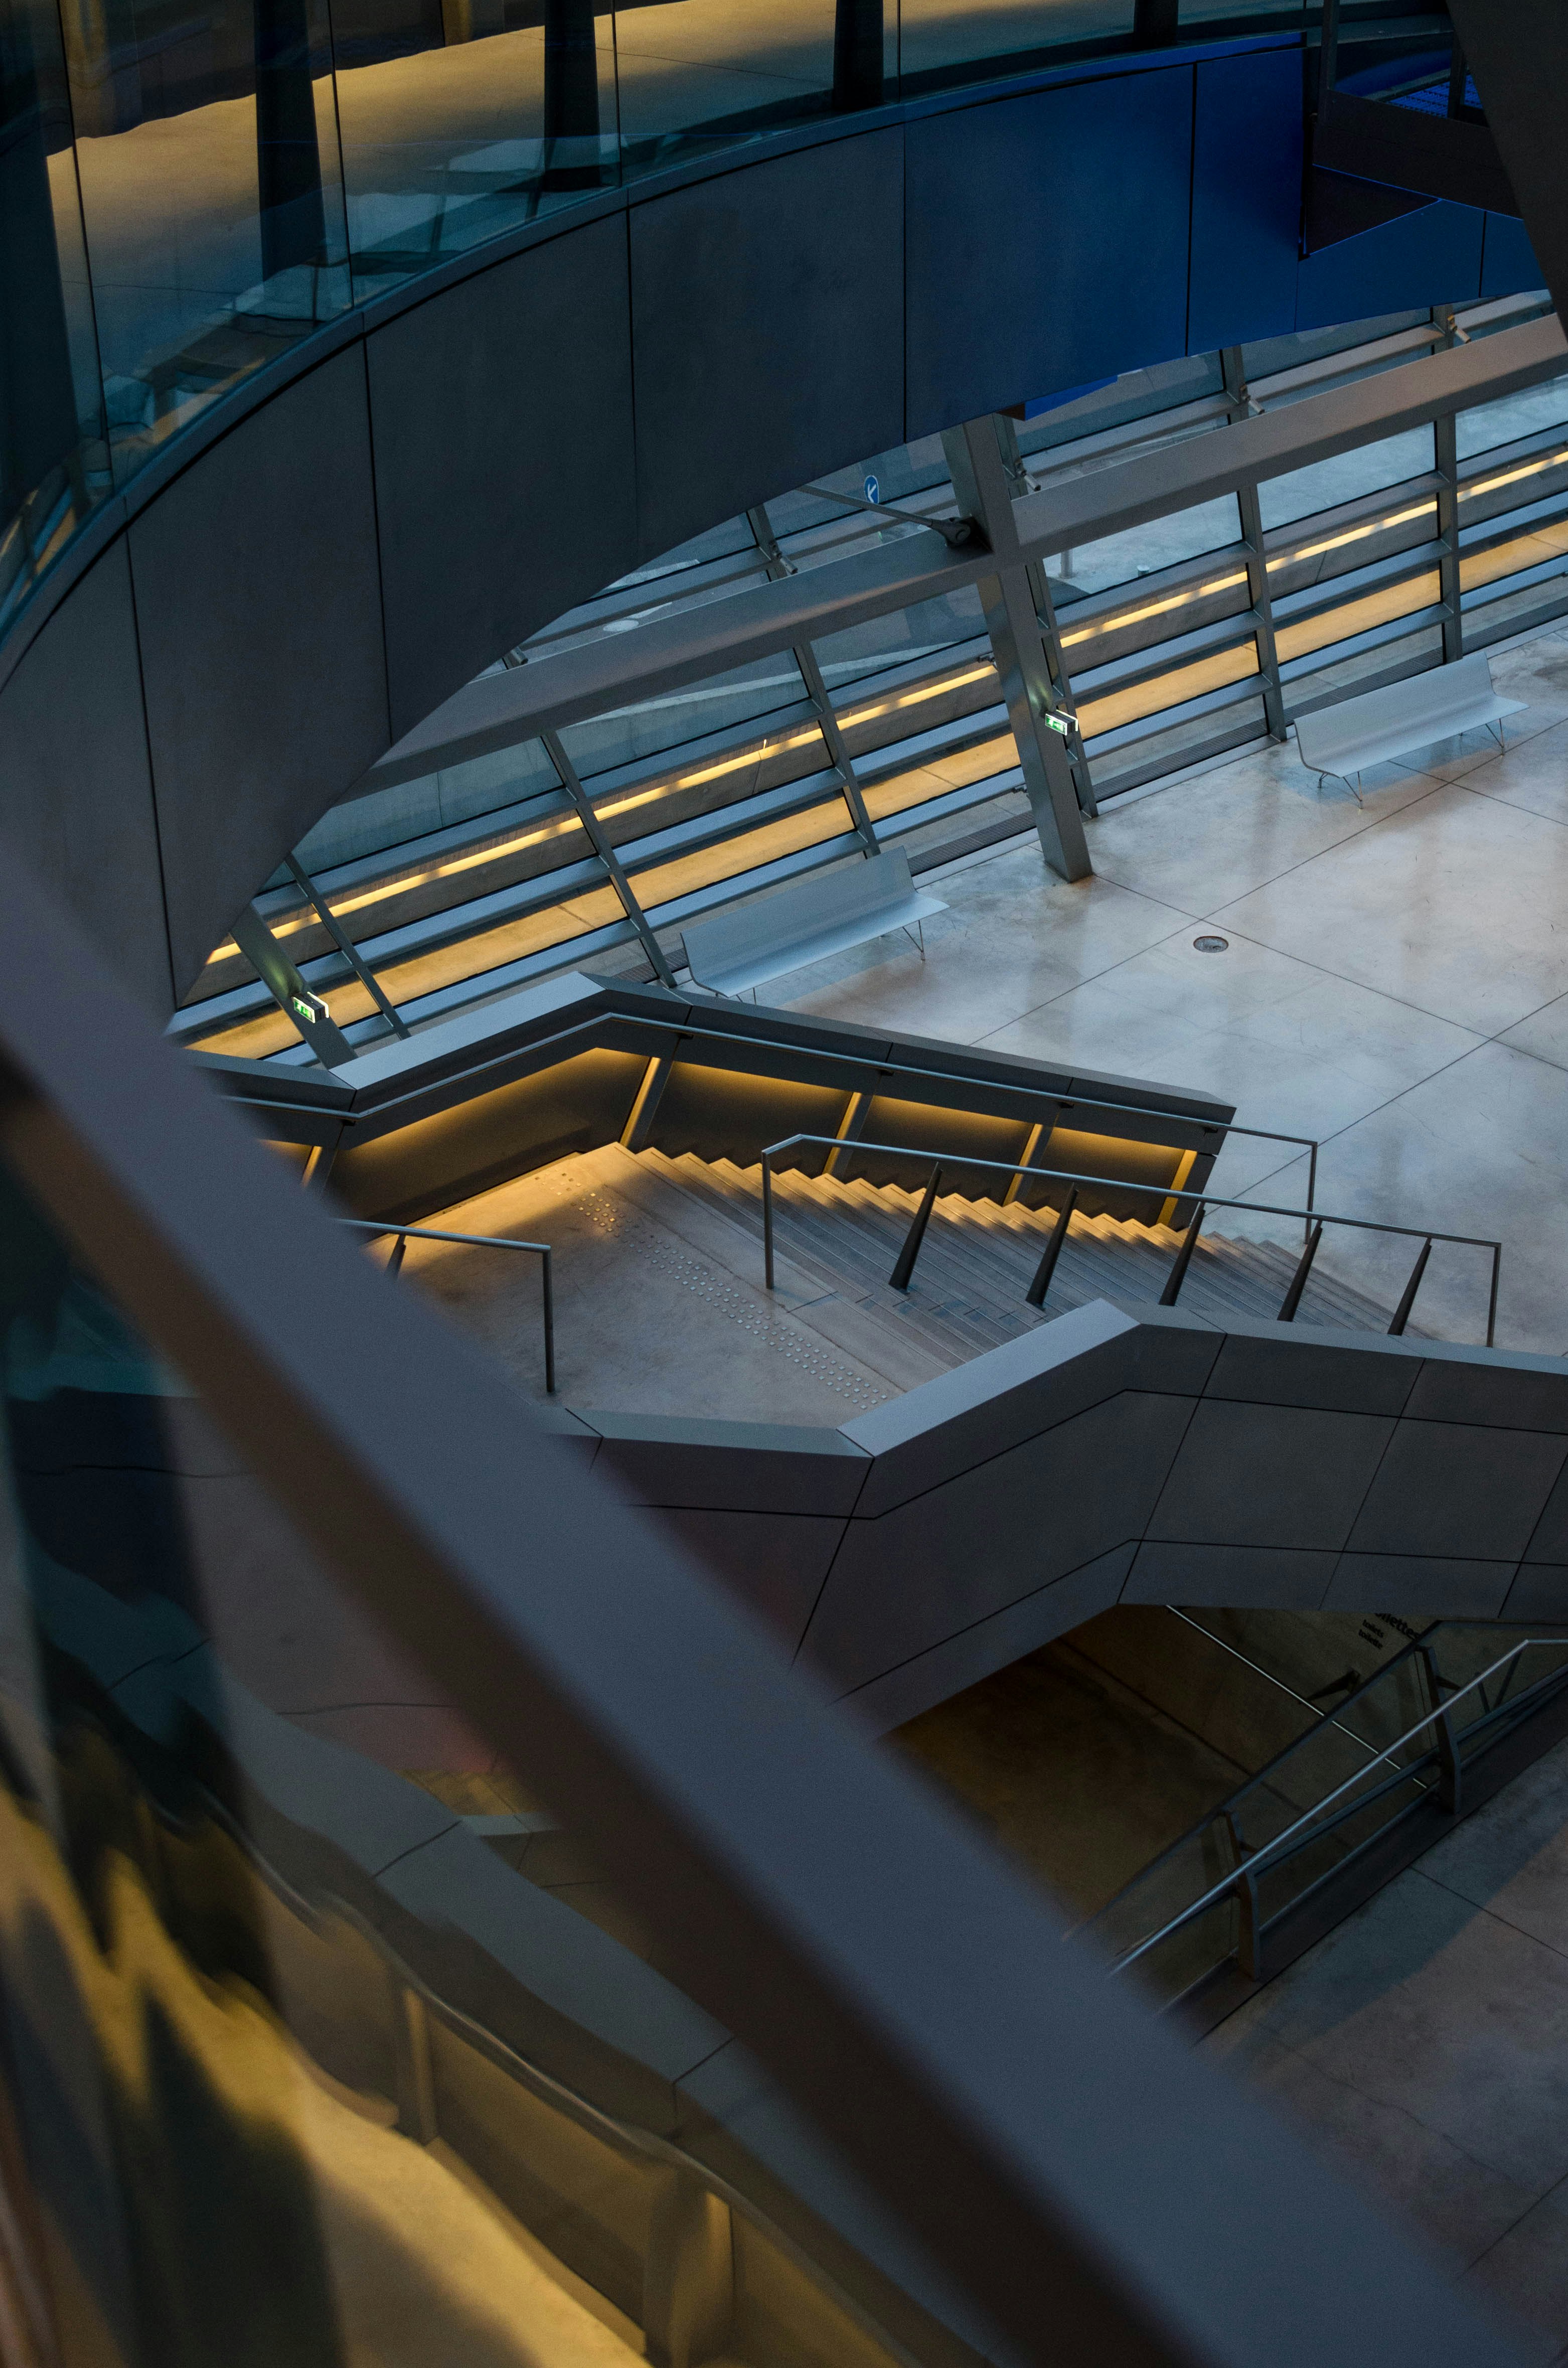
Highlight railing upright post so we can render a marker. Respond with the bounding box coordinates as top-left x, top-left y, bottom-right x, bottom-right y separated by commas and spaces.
889, 1163, 943, 1292
1234, 1867, 1265, 1983
386, 1232, 408, 1279
1025, 1186, 1077, 1307
1277, 1222, 1323, 1323
1306, 1142, 1318, 1241
1487, 1243, 1500, 1349
541, 1246, 556, 1395
1388, 1238, 1432, 1336
1158, 1203, 1205, 1307
762, 1154, 775, 1291
1420, 1646, 1461, 1814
